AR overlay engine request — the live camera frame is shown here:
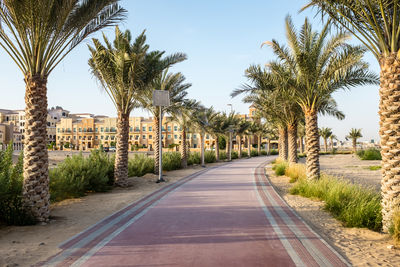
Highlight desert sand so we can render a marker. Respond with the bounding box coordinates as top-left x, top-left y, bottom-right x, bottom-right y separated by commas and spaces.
267, 162, 400, 266
0, 162, 224, 267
